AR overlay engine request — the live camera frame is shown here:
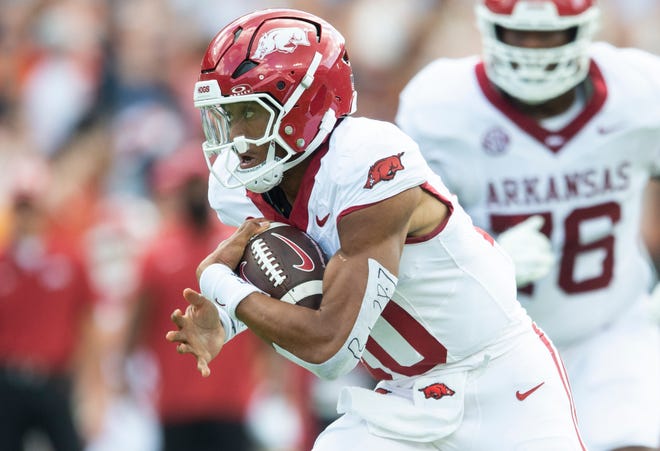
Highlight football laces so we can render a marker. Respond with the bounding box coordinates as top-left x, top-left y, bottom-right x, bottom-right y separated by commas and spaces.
251, 239, 287, 286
